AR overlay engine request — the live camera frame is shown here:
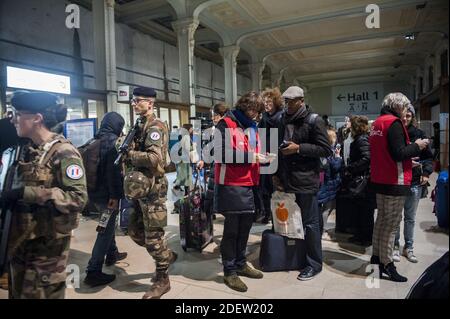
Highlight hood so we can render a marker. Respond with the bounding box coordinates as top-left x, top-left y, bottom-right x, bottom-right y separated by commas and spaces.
98, 112, 125, 137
